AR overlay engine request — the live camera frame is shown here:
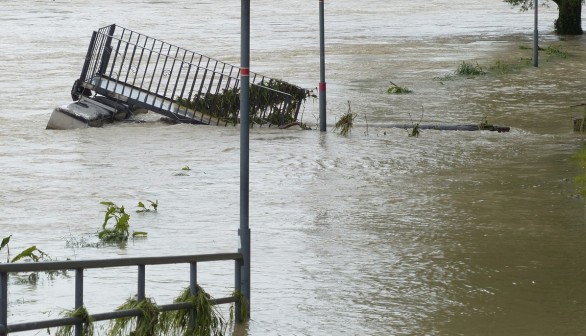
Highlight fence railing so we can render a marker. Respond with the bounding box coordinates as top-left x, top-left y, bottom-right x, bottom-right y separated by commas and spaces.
0, 252, 243, 335
73, 24, 308, 126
